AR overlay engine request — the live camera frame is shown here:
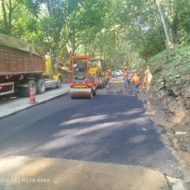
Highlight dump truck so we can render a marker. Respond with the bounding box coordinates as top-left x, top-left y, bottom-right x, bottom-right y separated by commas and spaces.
70, 56, 97, 99
0, 33, 62, 96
